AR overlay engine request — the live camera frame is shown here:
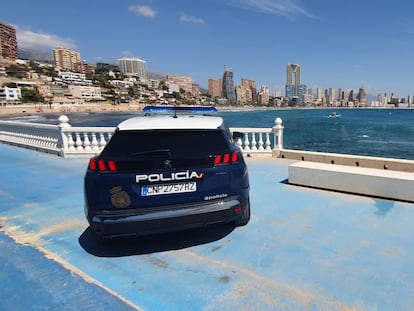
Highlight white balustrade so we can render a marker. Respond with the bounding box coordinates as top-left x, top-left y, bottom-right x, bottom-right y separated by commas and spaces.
0, 115, 284, 158
231, 117, 284, 156
0, 120, 61, 155
61, 127, 115, 157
